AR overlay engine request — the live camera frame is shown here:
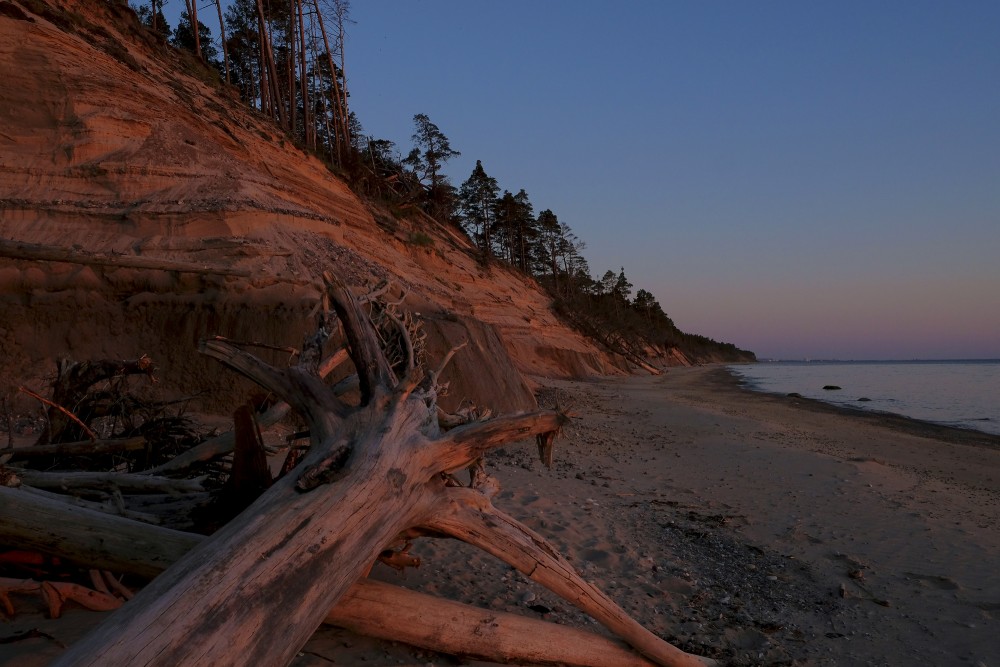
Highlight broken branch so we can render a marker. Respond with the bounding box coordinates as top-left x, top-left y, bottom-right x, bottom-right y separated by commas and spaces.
423, 487, 714, 667
323, 271, 395, 403
432, 411, 568, 474
18, 386, 97, 442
